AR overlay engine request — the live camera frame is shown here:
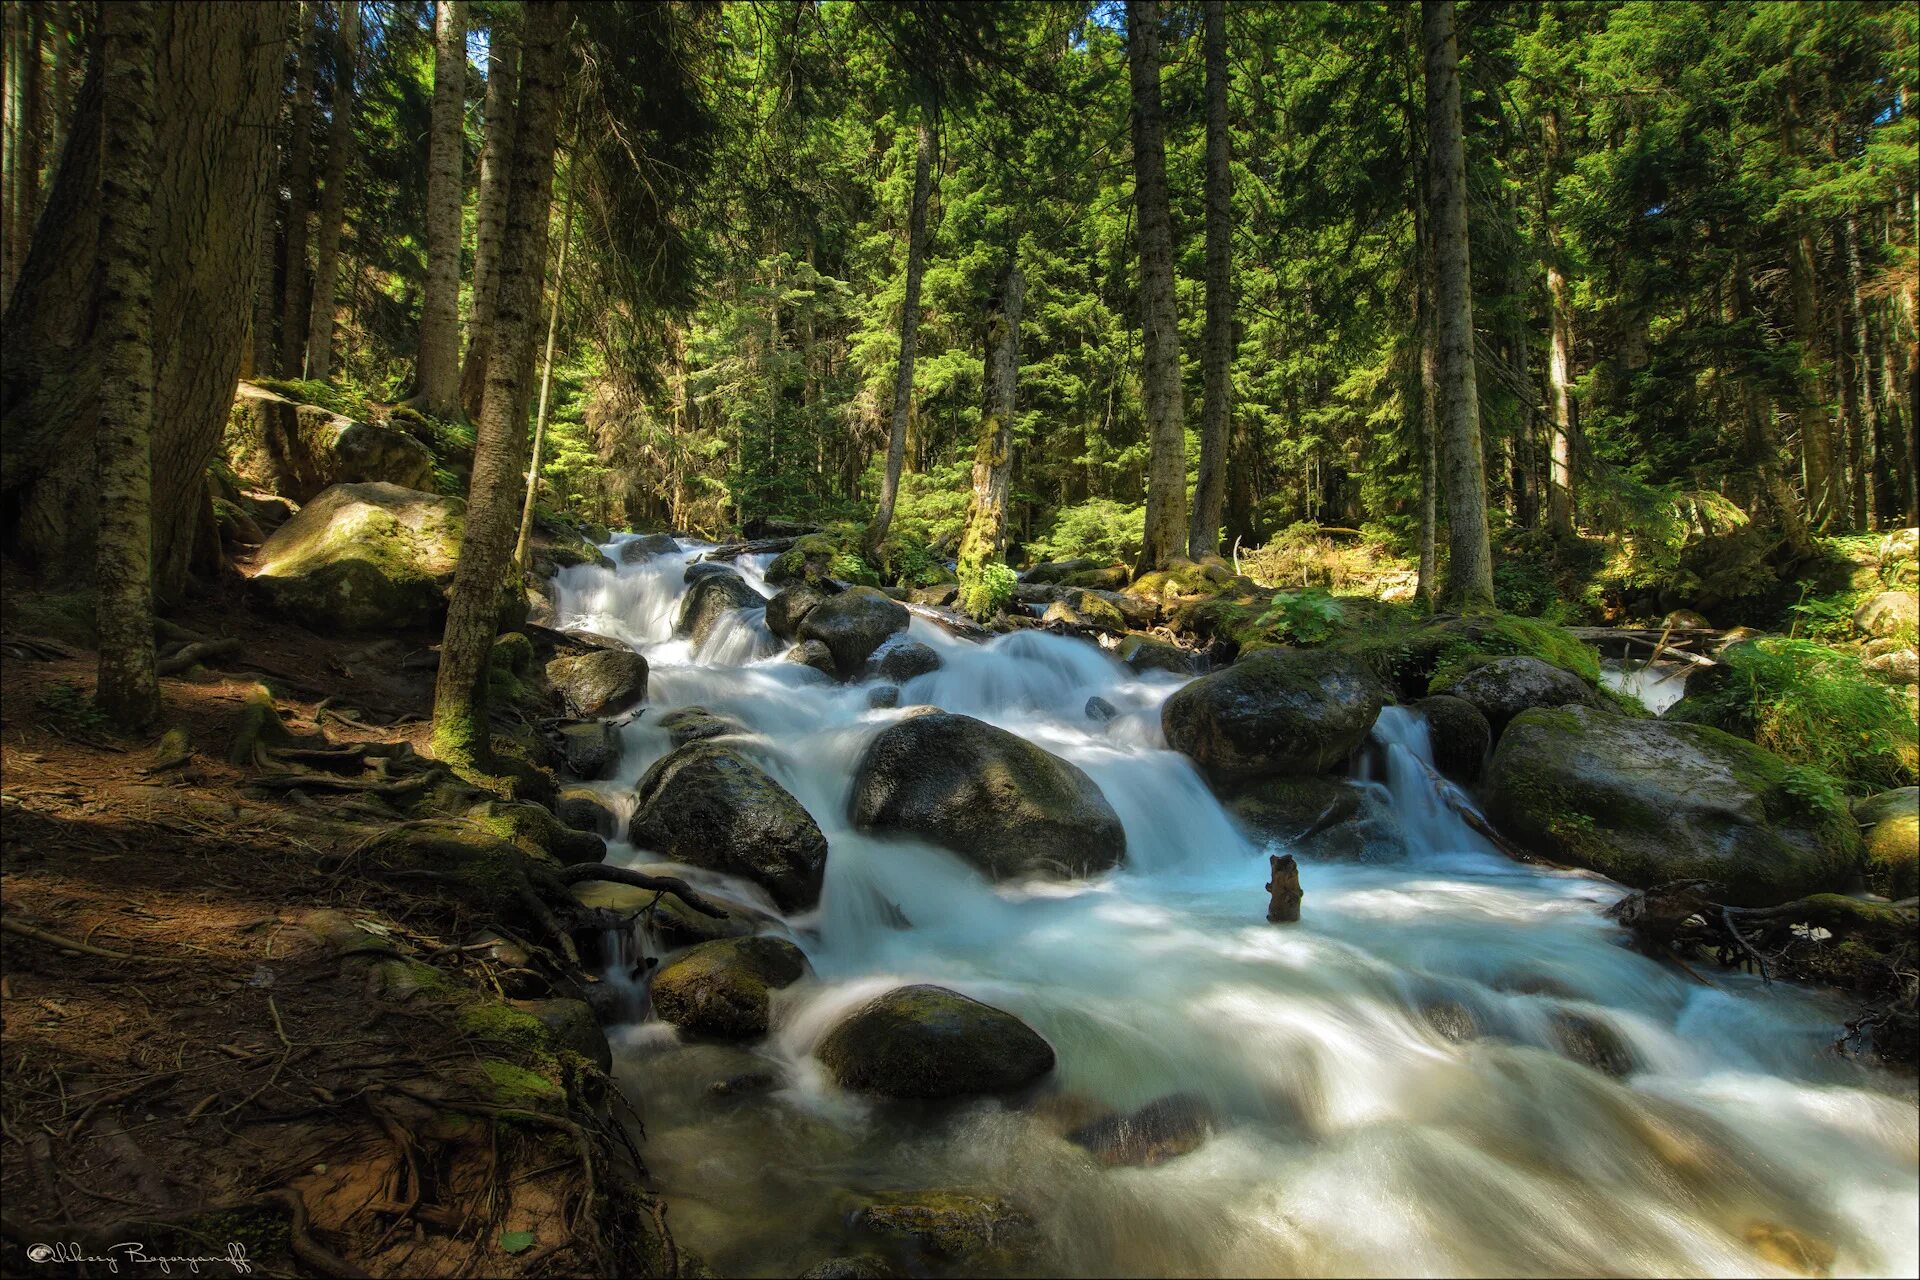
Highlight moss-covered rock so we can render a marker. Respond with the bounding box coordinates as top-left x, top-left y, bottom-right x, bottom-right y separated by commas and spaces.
545, 649, 648, 718
850, 712, 1126, 879
675, 568, 768, 648
250, 482, 465, 632
1855, 591, 1918, 640
1162, 649, 1388, 783
766, 534, 843, 587
765, 584, 827, 640
817, 985, 1055, 1099
1484, 706, 1863, 905
556, 787, 617, 835
1442, 654, 1603, 738
1020, 557, 1104, 584
570, 873, 777, 949
851, 1192, 1036, 1266
798, 587, 909, 679
555, 721, 617, 780
628, 742, 829, 910
650, 935, 811, 1040
226, 383, 435, 502
1413, 694, 1491, 782
655, 705, 746, 747
1862, 801, 1917, 900
618, 532, 681, 563
1117, 632, 1194, 676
